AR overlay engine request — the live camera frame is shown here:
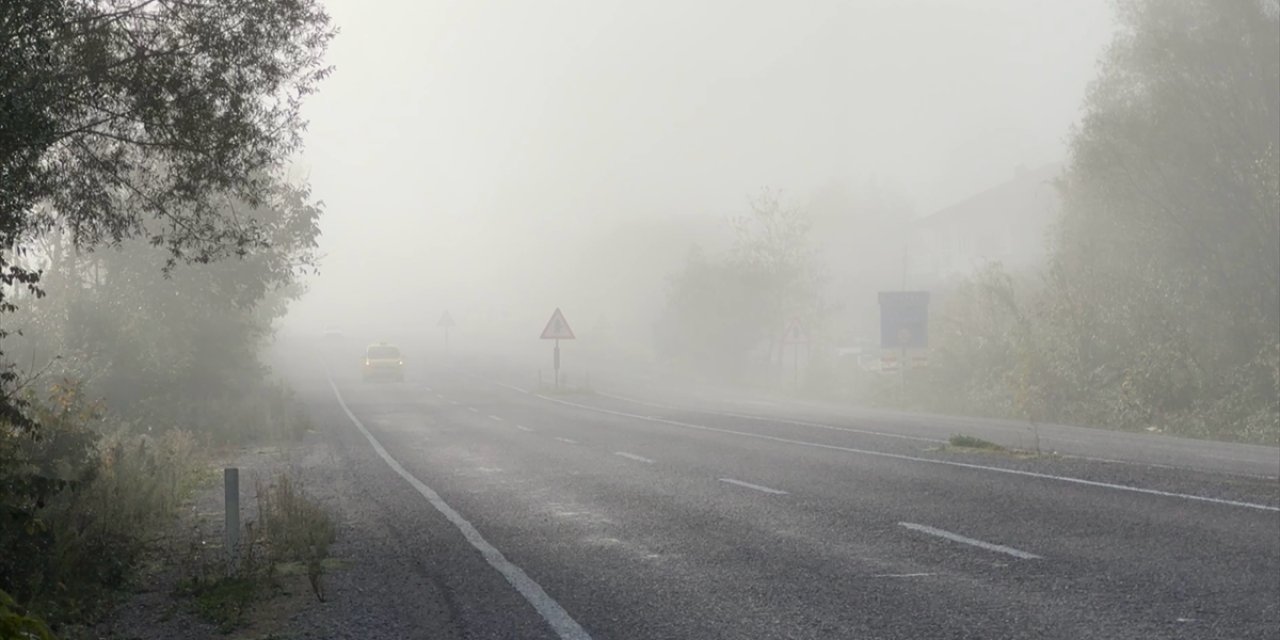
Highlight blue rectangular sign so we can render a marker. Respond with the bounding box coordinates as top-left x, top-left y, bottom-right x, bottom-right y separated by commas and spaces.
879, 291, 930, 349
